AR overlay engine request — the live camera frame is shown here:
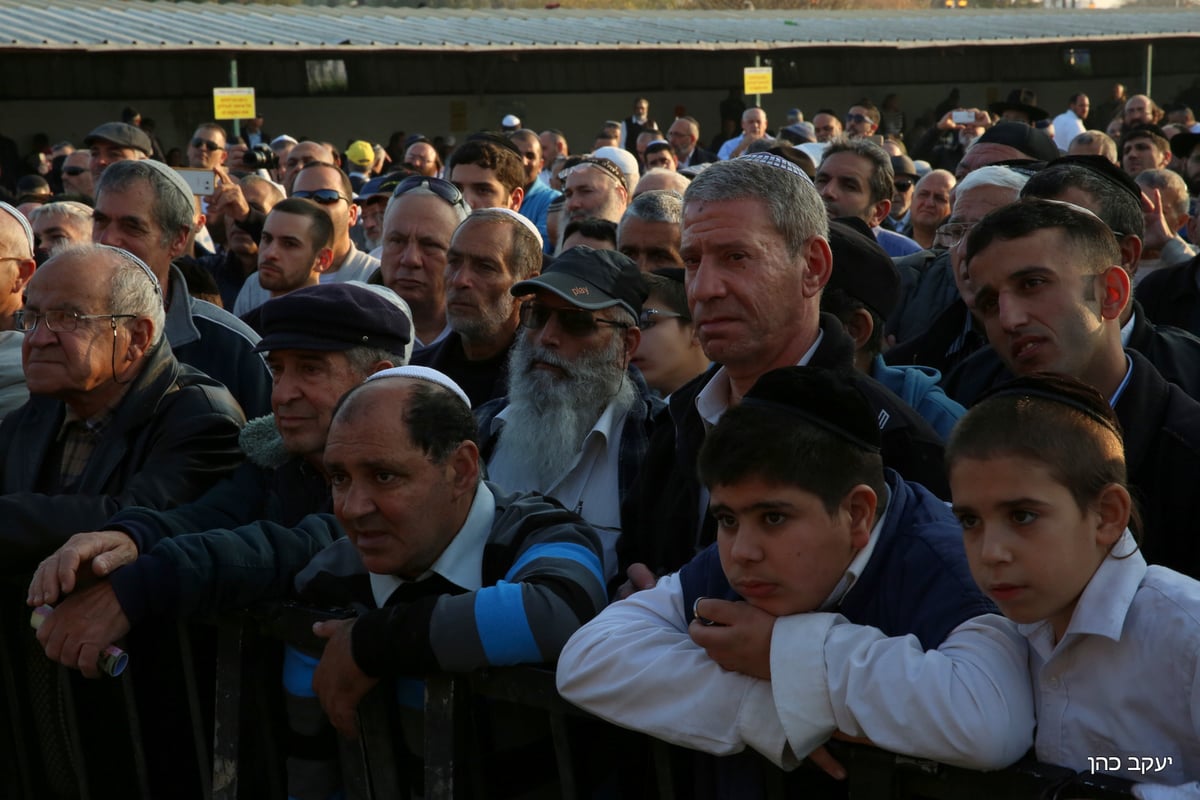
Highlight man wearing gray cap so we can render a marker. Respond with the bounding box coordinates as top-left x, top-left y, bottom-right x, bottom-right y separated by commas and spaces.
477, 247, 662, 581
83, 121, 152, 184
92, 158, 273, 415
